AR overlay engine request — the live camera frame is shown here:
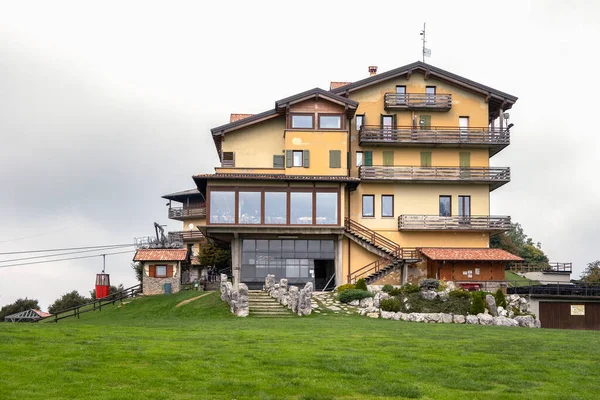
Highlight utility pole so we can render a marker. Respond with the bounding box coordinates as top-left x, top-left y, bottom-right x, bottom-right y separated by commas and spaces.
420, 22, 431, 62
